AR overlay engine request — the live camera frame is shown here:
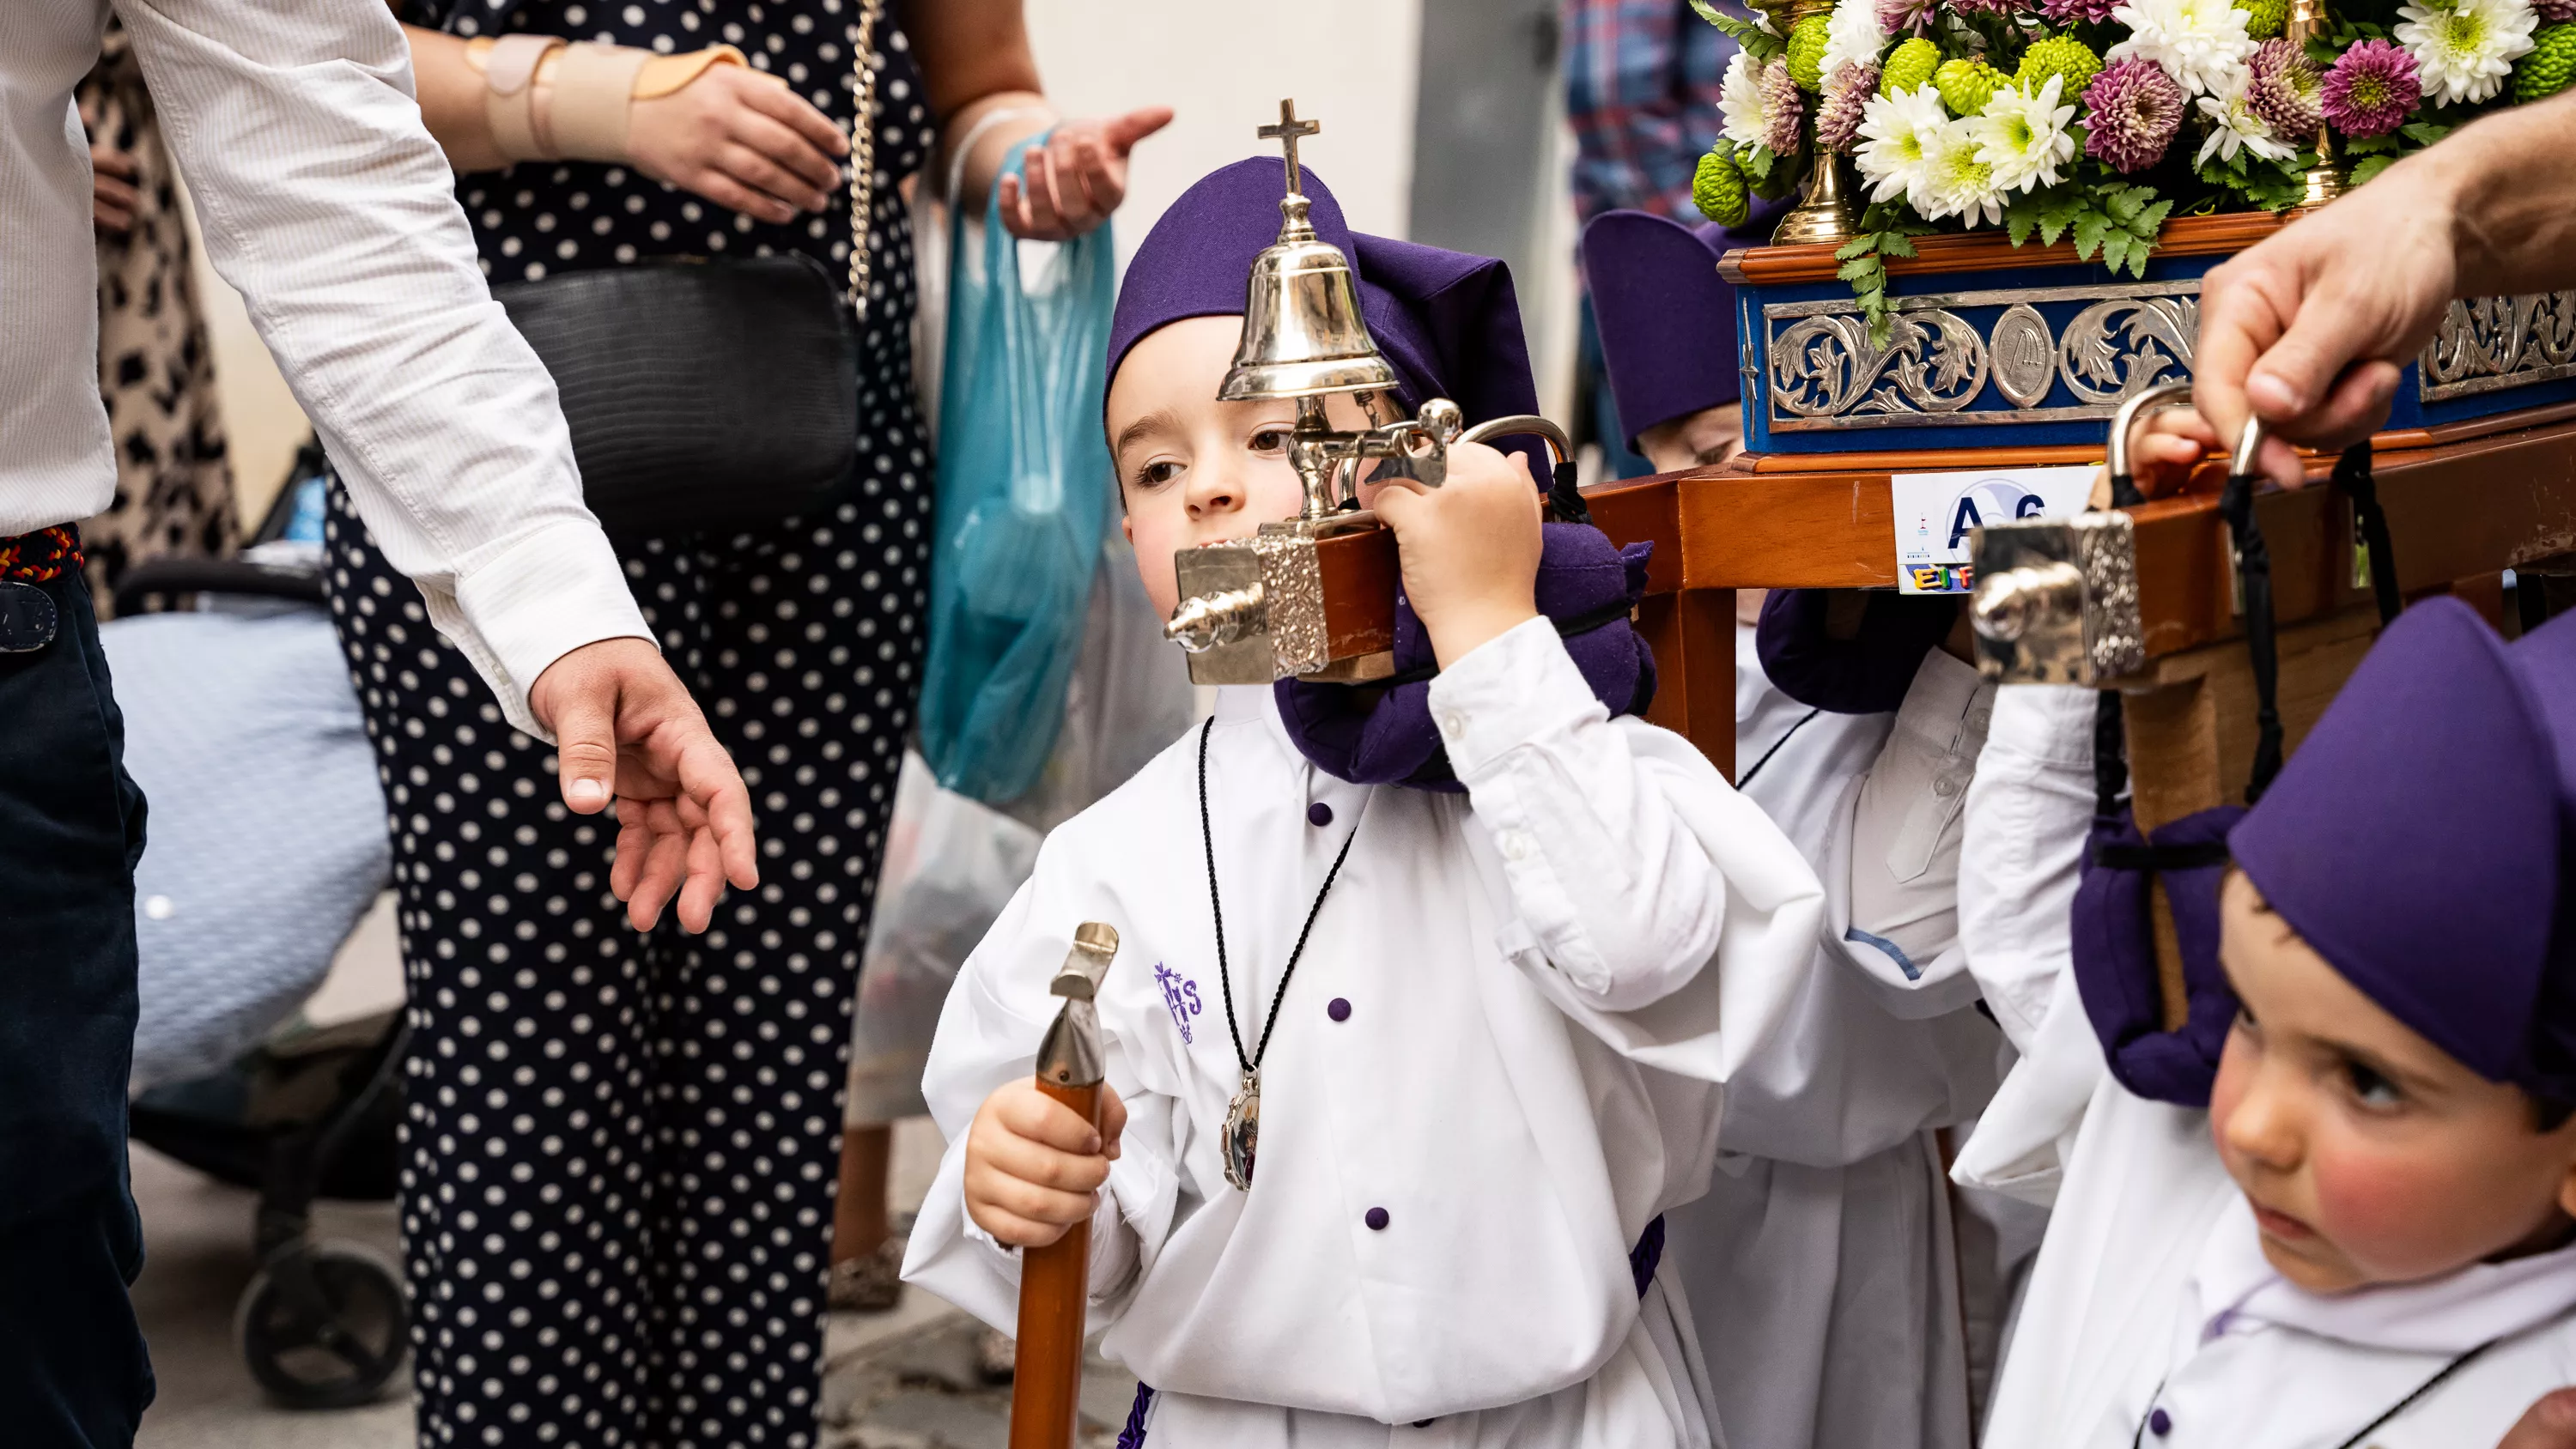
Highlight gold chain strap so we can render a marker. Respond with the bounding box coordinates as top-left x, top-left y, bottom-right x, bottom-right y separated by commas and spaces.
845, 0, 885, 319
